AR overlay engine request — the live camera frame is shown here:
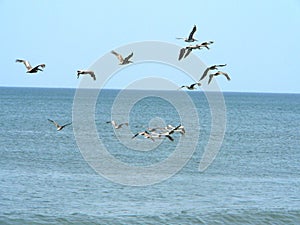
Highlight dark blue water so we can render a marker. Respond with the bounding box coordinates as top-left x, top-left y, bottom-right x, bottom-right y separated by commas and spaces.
0, 87, 299, 224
